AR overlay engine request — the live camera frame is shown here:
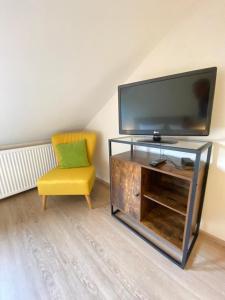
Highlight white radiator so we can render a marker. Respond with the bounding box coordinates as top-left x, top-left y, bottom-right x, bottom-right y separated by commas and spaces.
0, 143, 57, 199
